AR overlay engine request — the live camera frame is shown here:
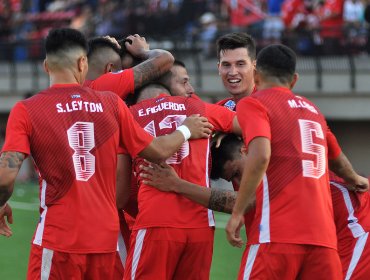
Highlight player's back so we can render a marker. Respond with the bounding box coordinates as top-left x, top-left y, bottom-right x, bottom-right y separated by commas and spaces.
245, 87, 337, 249
22, 84, 122, 253
130, 95, 214, 229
